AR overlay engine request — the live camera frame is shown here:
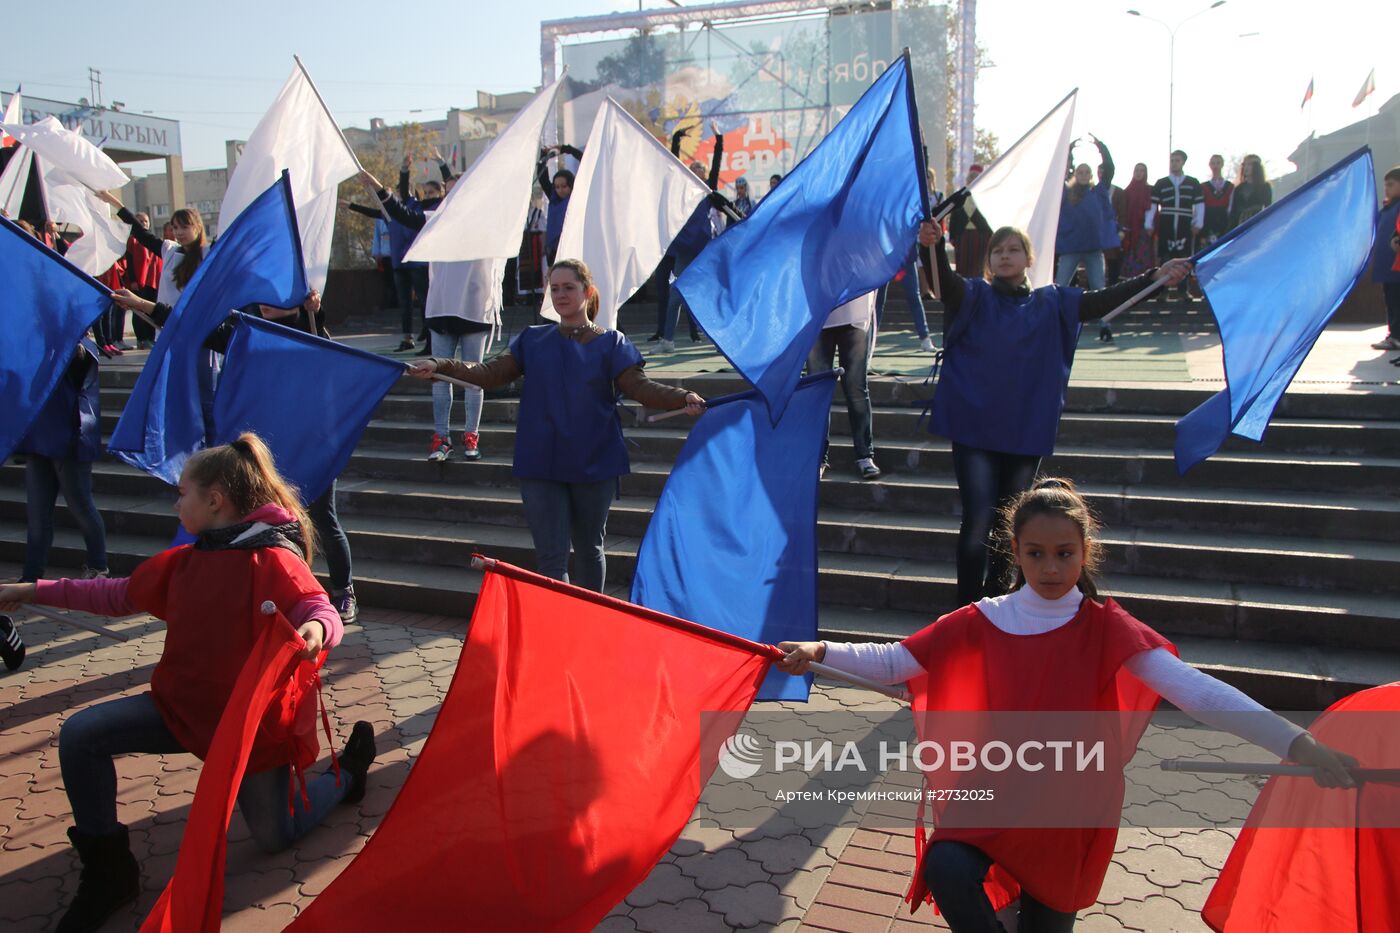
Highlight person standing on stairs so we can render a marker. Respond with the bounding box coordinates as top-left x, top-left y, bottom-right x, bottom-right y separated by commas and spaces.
916, 220, 1192, 605
407, 259, 705, 592
808, 291, 882, 480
